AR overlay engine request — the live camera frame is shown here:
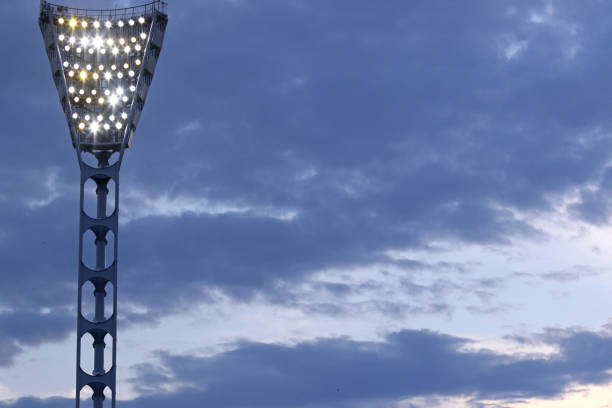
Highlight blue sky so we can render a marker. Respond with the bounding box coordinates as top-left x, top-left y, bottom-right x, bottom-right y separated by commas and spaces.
3, 0, 612, 407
